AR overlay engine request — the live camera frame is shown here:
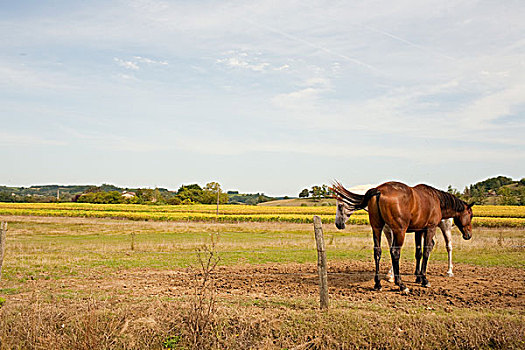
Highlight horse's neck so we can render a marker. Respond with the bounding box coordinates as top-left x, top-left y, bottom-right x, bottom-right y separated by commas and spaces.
441, 207, 459, 219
